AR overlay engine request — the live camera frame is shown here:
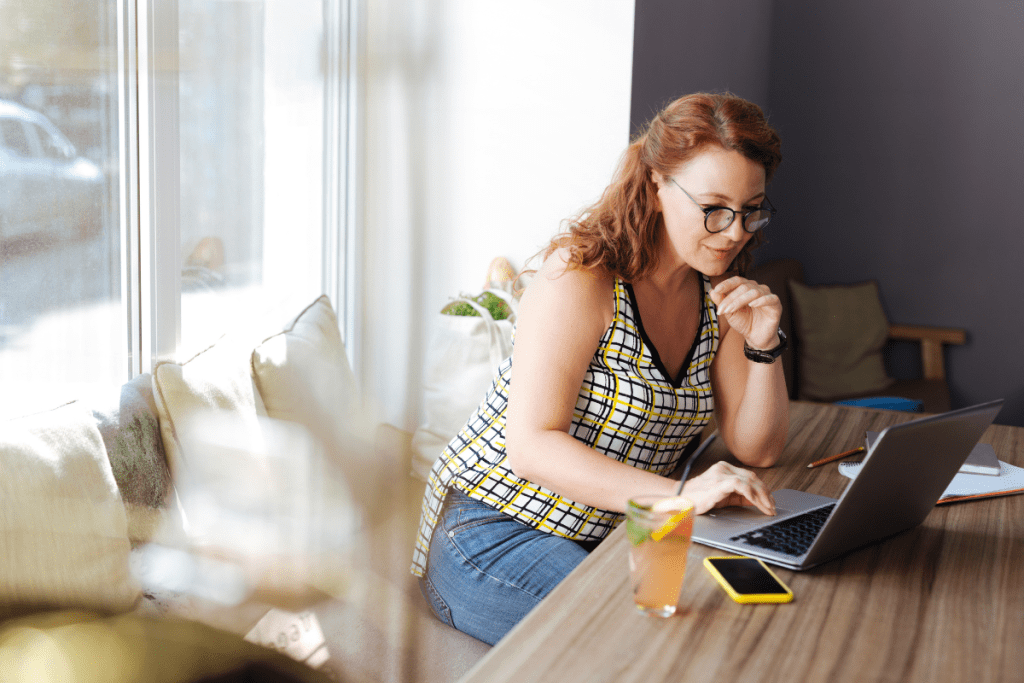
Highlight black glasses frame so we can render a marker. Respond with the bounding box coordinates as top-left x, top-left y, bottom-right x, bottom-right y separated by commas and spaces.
669, 177, 776, 234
